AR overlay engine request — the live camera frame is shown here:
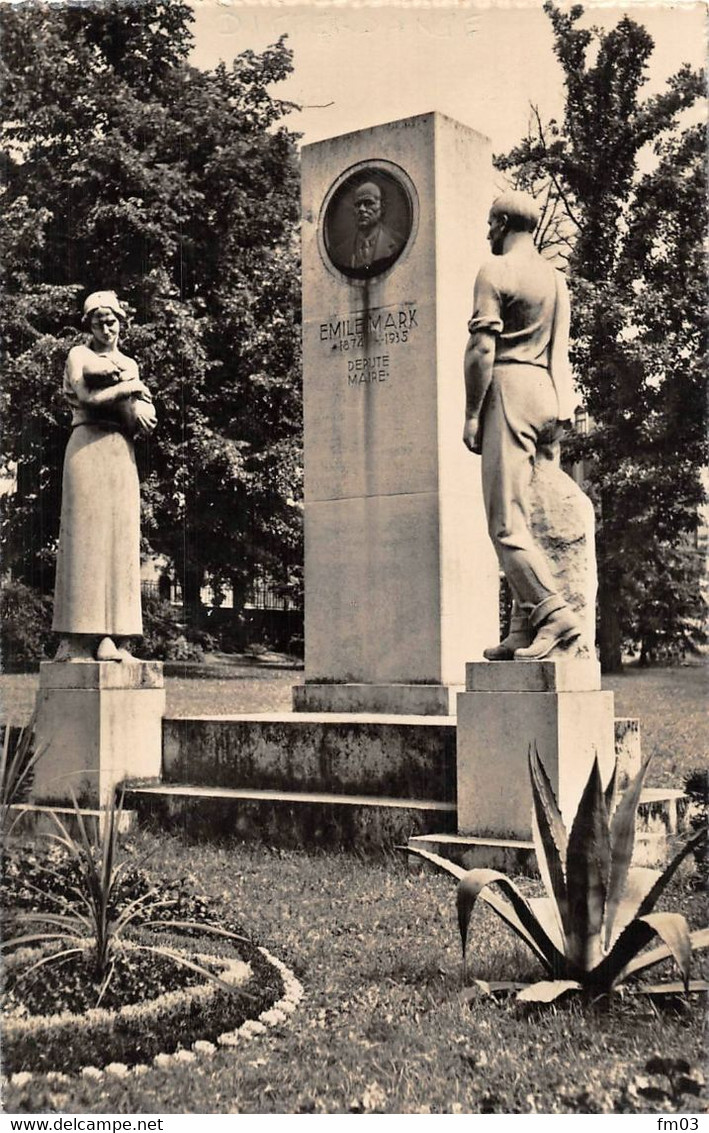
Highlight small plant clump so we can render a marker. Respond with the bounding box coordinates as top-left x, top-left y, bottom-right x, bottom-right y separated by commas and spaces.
1, 714, 45, 837
1, 800, 285, 1074
4, 941, 209, 1017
